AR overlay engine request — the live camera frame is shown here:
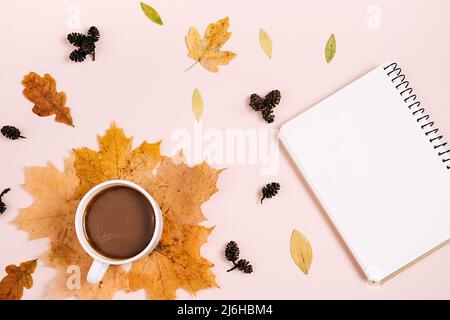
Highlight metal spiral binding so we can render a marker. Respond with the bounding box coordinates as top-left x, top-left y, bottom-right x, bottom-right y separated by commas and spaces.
384, 62, 450, 170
